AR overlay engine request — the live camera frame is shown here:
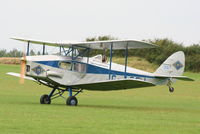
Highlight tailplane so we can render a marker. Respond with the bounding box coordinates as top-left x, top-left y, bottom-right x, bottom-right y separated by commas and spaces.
154, 51, 185, 76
